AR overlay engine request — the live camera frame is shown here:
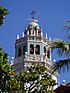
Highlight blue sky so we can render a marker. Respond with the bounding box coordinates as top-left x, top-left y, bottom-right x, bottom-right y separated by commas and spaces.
0, 0, 70, 85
